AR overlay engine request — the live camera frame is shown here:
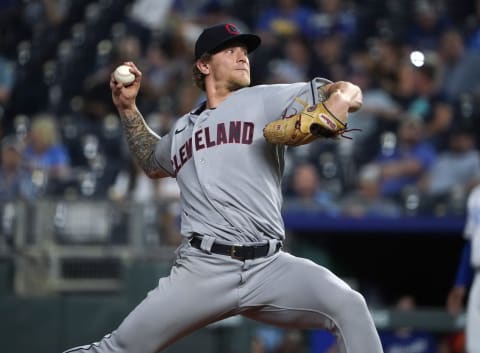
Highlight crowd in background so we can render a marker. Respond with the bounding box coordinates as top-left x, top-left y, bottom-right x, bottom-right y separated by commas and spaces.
1, 0, 480, 218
